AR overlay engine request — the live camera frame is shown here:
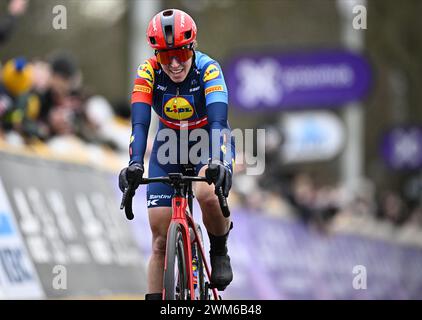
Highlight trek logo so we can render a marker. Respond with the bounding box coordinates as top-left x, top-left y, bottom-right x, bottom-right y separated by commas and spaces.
147, 199, 159, 206
157, 84, 167, 91
153, 16, 157, 32
203, 64, 220, 82
163, 95, 194, 120
181, 12, 185, 28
